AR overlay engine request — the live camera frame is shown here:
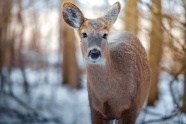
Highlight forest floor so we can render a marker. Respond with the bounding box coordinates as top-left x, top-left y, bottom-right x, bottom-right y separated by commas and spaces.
0, 67, 186, 124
